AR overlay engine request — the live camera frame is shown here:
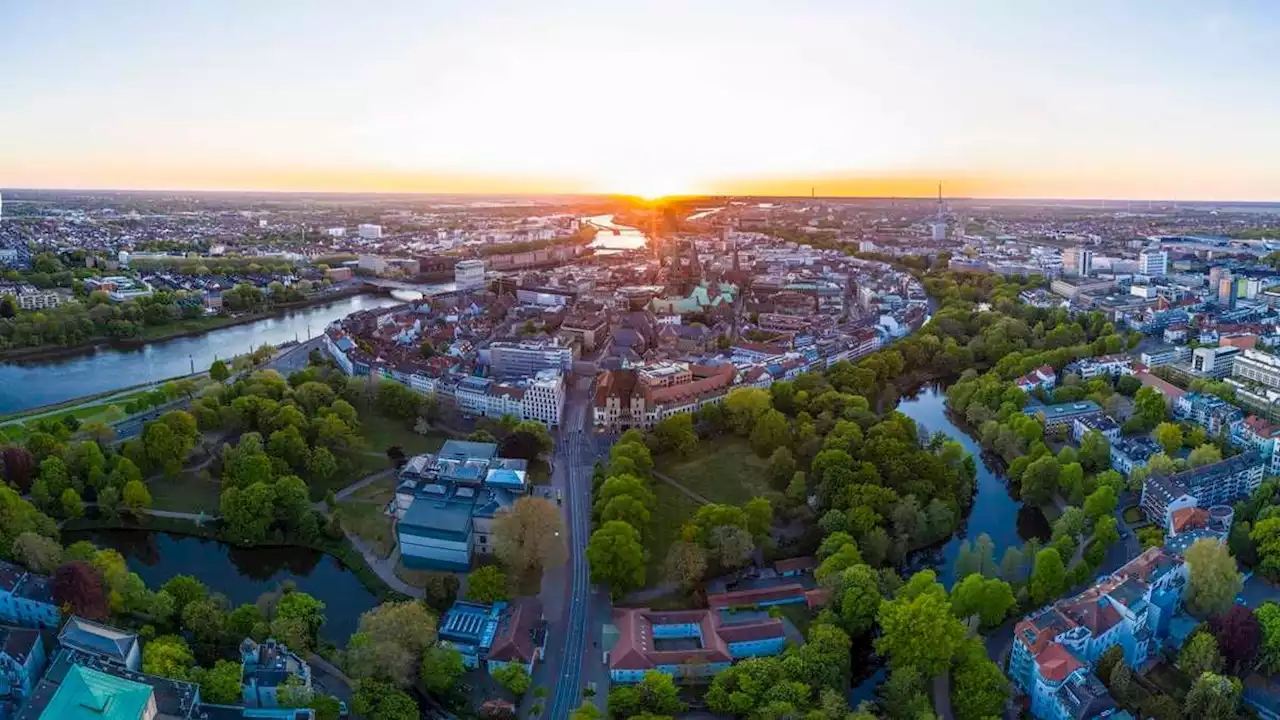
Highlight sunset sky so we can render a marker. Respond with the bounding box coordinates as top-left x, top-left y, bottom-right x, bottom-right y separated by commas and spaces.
4, 1, 1280, 200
